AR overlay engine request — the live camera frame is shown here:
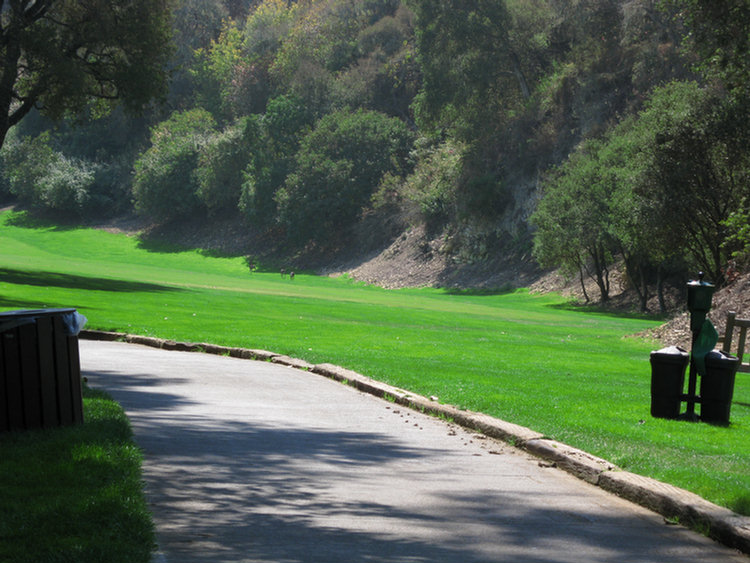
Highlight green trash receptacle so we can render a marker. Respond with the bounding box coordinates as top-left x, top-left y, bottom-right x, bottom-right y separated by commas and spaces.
650, 346, 688, 419
700, 350, 740, 425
